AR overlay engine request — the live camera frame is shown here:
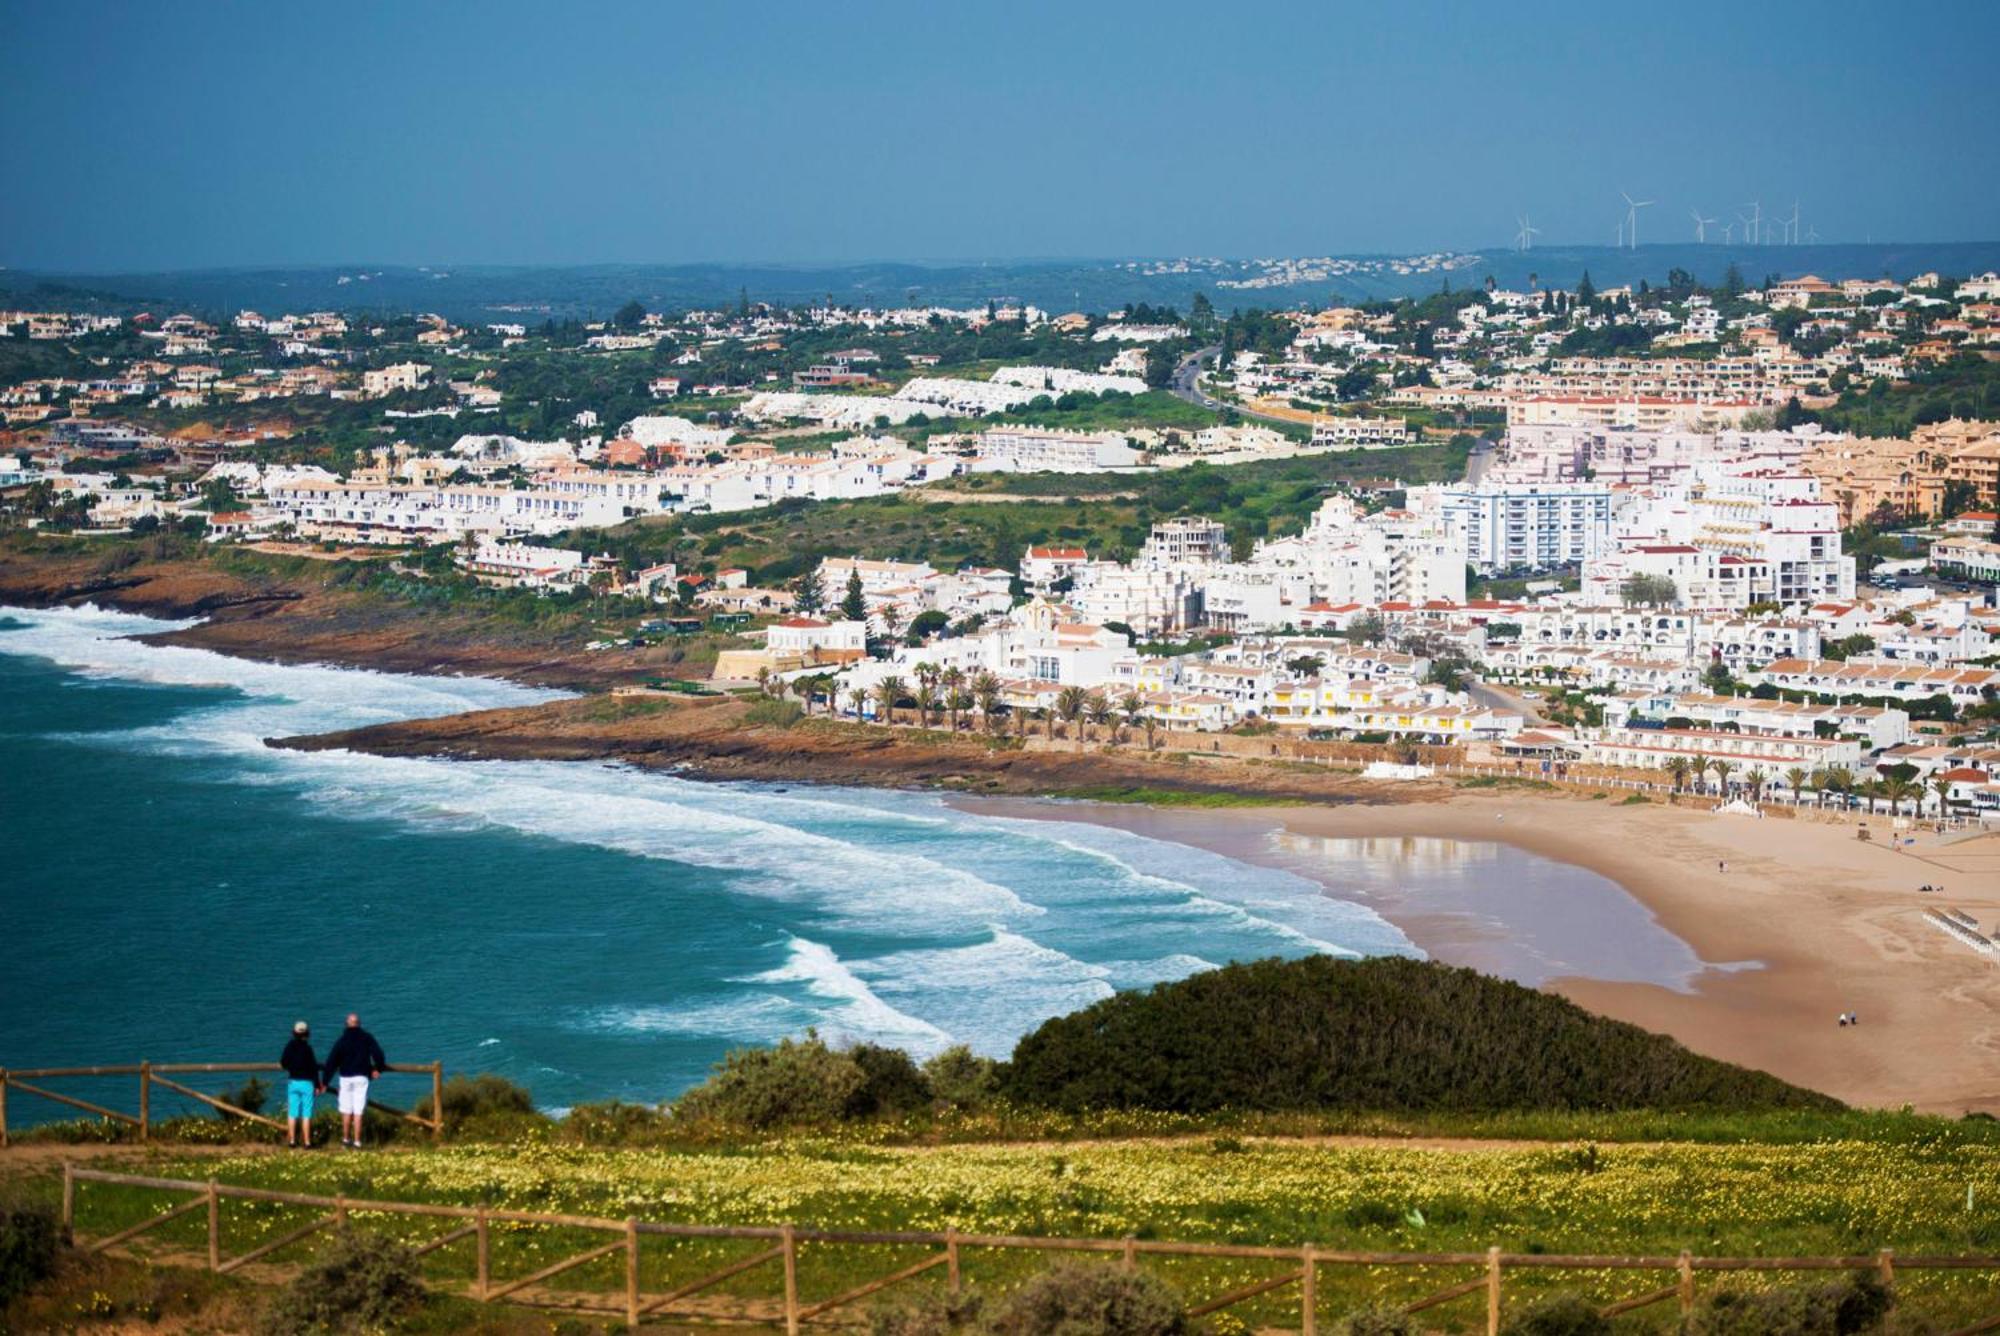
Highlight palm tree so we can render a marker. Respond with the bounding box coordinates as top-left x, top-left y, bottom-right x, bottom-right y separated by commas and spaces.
1055, 685, 1088, 750
972, 671, 1002, 726
878, 604, 903, 643
1688, 753, 1709, 794
1709, 758, 1735, 797
1745, 767, 1767, 803
1820, 766, 1853, 811
1785, 767, 1809, 806
846, 686, 868, 721
914, 661, 939, 693
940, 667, 966, 728
1932, 774, 1956, 825
1664, 756, 1690, 794
1142, 714, 1160, 751
1881, 775, 1918, 819
874, 675, 907, 727
1119, 692, 1145, 745
1085, 690, 1113, 744
754, 666, 773, 697
913, 683, 939, 729
947, 688, 973, 732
